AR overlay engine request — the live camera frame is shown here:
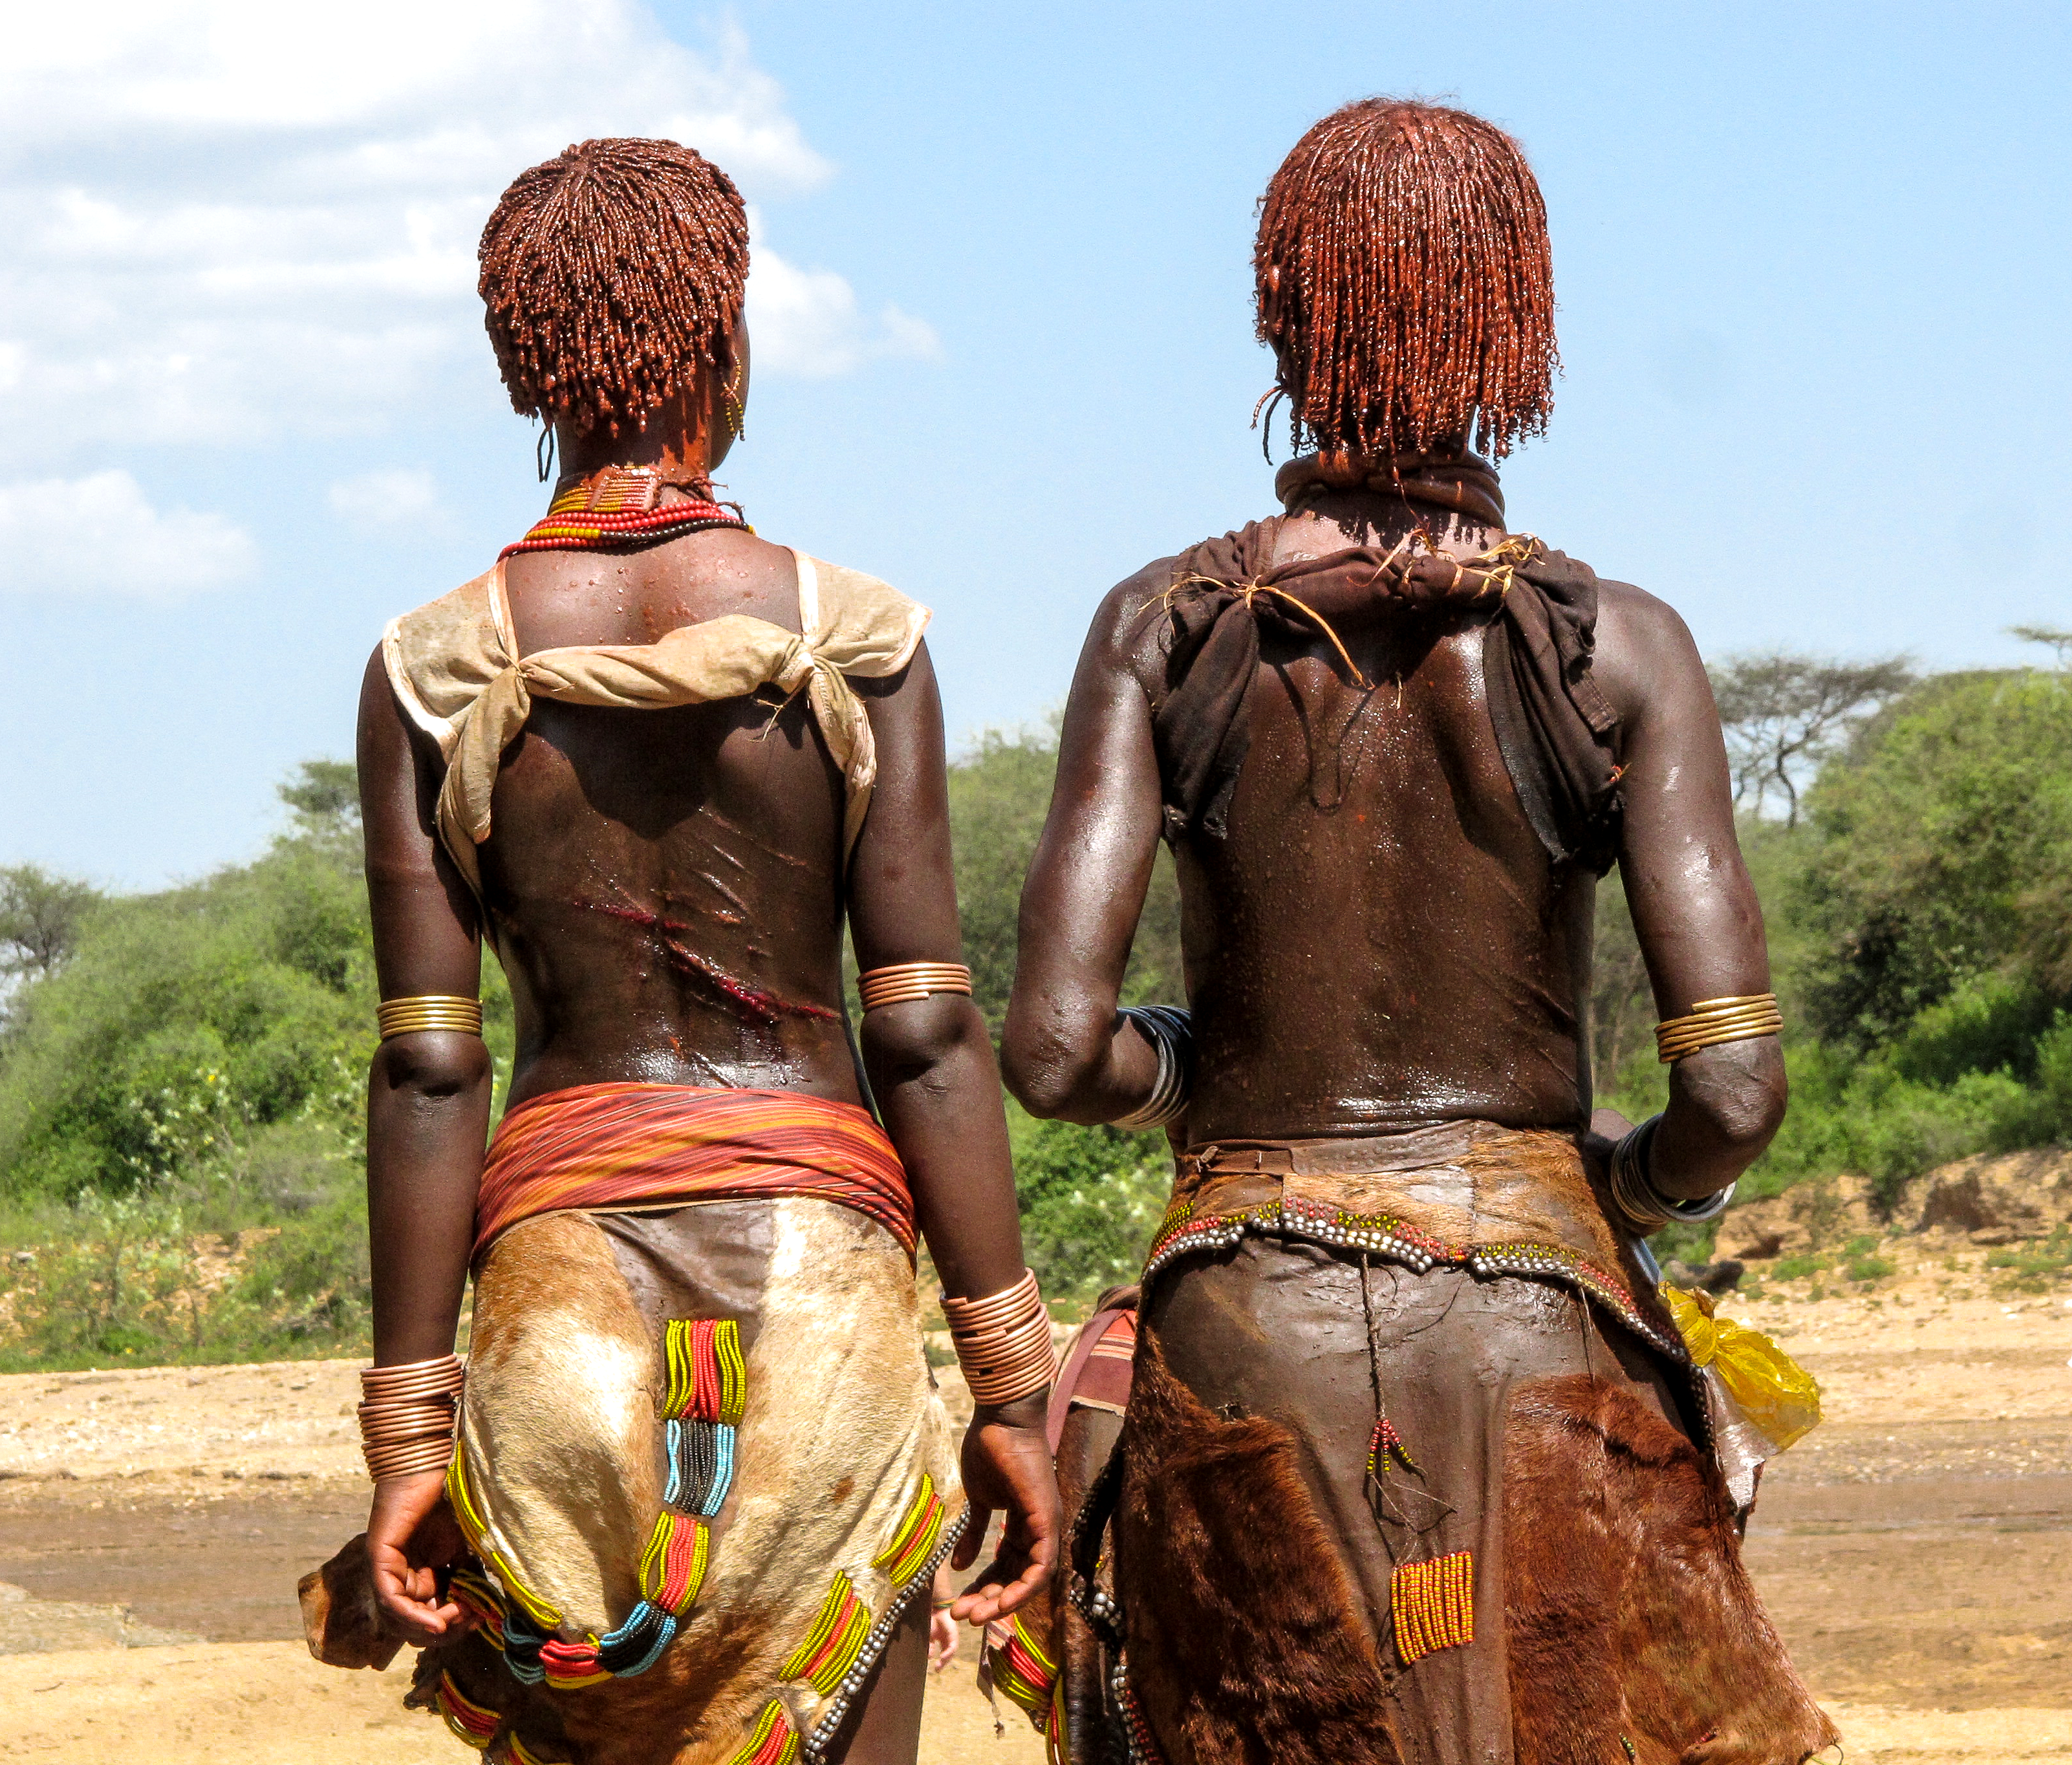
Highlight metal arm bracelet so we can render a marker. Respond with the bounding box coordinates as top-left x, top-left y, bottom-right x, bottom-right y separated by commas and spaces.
1607, 1113, 1736, 1234
1108, 1006, 1194, 1131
